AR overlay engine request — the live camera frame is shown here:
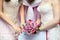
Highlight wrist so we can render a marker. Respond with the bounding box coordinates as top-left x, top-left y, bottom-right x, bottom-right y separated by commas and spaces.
37, 25, 41, 31
20, 23, 25, 28
39, 24, 45, 31
20, 22, 25, 26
